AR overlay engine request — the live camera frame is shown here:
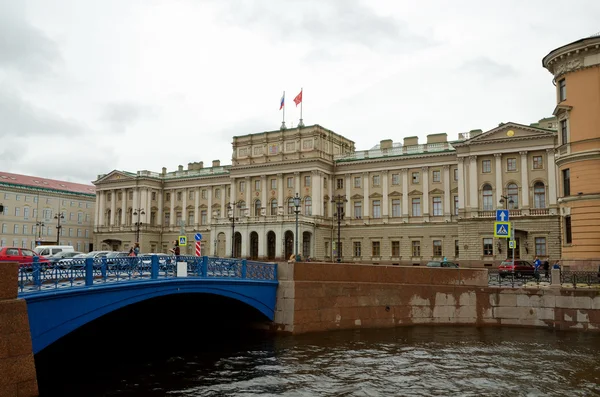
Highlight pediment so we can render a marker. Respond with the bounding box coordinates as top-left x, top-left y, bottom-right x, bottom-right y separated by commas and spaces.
350, 194, 364, 200
408, 189, 422, 196
323, 195, 330, 201
451, 187, 458, 193
212, 203, 221, 208
186, 205, 195, 210
94, 170, 136, 184
553, 104, 572, 117
429, 188, 445, 195
458, 122, 555, 146
369, 192, 383, 199
388, 190, 403, 197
